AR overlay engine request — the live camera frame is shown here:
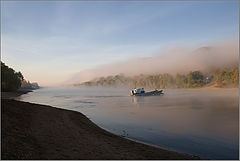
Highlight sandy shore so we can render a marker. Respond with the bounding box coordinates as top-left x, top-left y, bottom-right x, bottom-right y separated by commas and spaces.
1, 95, 200, 159
1, 90, 32, 99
